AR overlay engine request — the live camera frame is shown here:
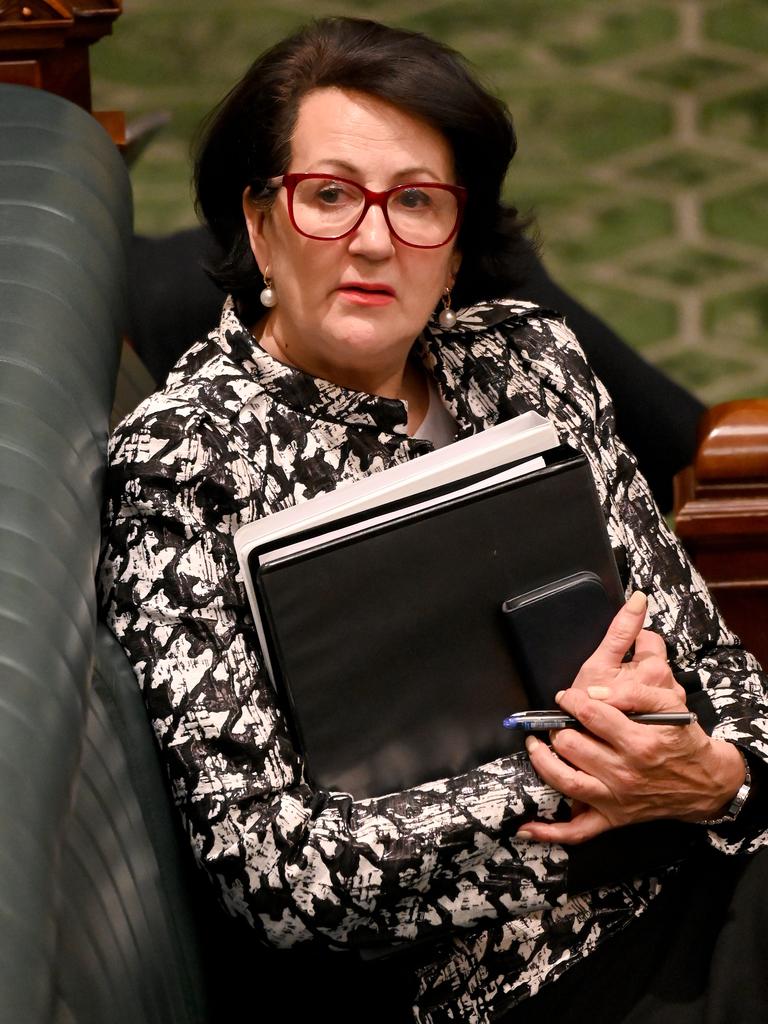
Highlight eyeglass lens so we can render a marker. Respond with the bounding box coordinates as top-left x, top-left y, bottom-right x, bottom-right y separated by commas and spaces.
291, 178, 459, 246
